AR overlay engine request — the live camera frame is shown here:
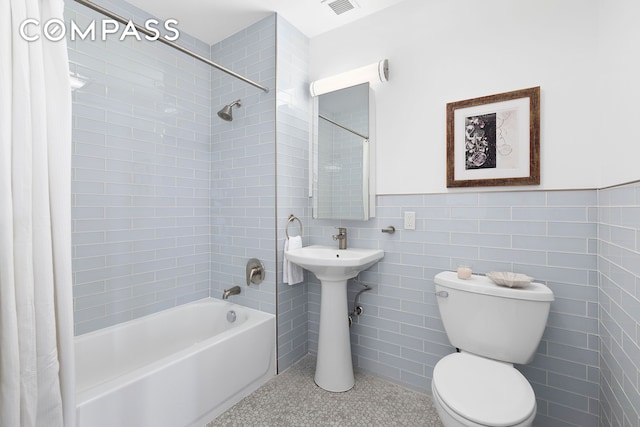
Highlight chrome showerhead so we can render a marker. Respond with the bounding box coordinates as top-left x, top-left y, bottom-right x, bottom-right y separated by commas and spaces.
217, 99, 241, 121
